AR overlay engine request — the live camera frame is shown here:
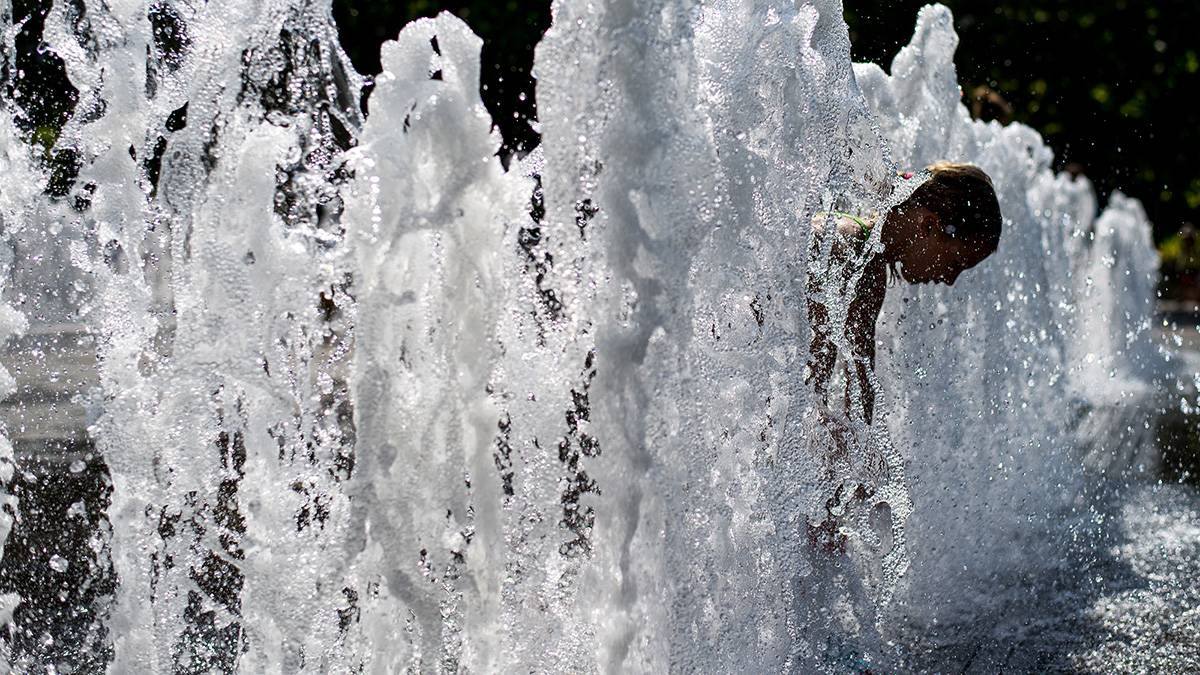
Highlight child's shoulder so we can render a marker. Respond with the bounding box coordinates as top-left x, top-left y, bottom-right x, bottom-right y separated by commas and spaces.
811, 211, 876, 242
